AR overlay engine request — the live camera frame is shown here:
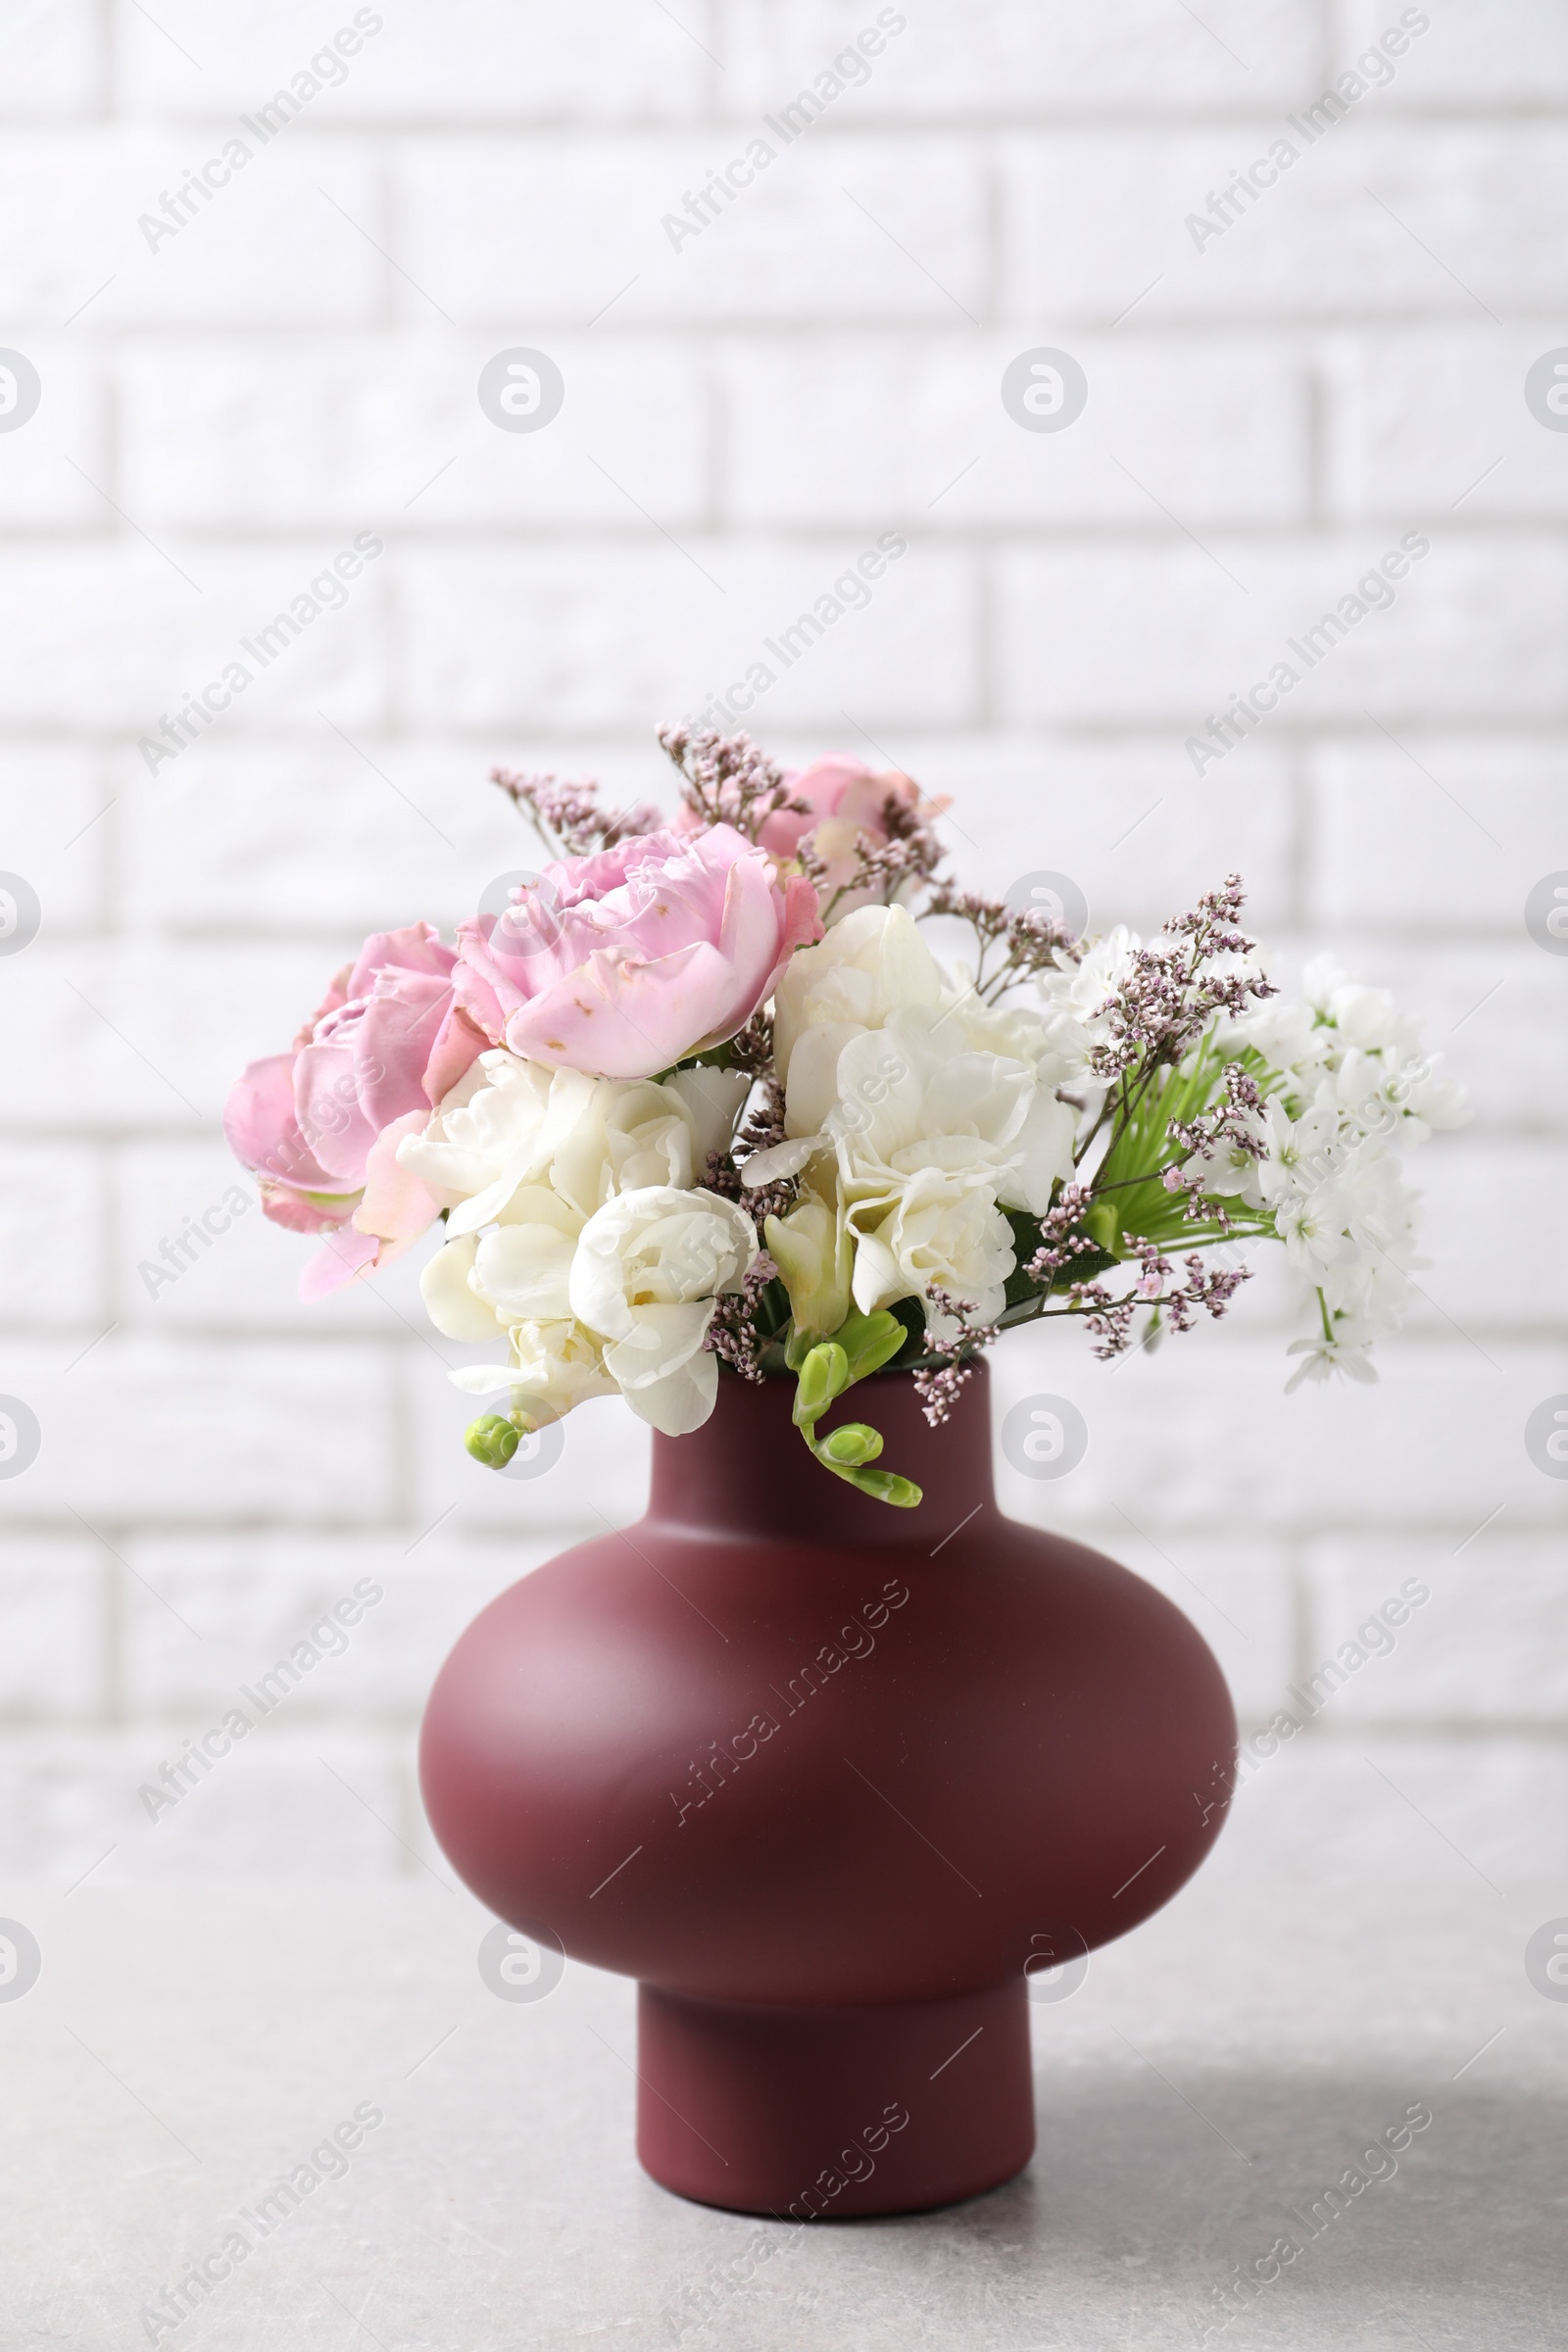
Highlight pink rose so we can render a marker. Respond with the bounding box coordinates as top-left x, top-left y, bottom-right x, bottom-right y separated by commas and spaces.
758, 756, 935, 894
223, 922, 485, 1294
453, 824, 820, 1080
